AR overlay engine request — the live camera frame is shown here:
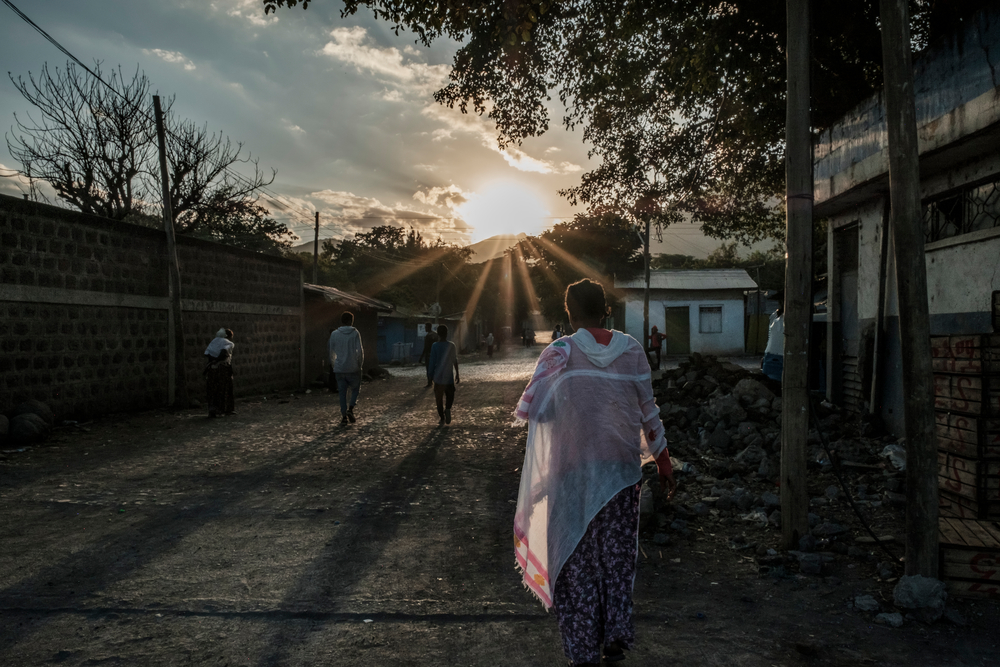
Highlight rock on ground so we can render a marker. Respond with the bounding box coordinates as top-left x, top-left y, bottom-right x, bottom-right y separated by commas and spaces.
9, 412, 50, 444
14, 399, 55, 425
893, 575, 947, 622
